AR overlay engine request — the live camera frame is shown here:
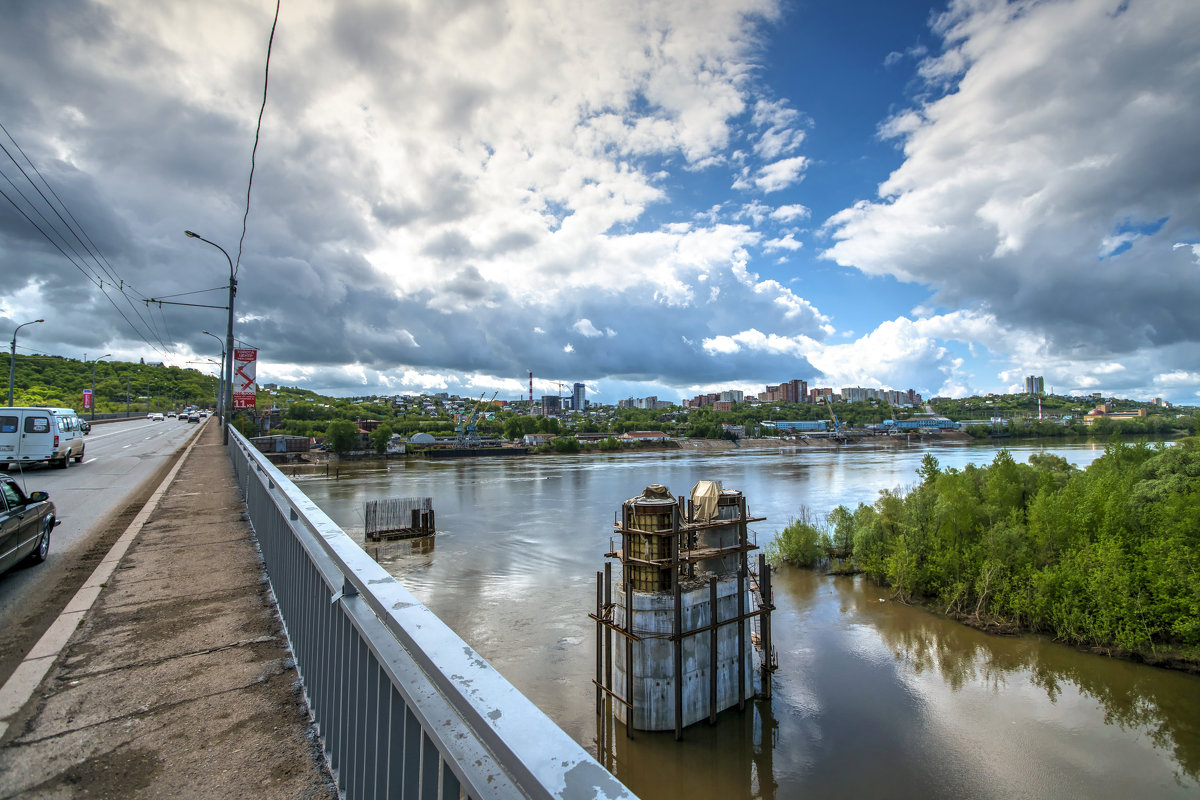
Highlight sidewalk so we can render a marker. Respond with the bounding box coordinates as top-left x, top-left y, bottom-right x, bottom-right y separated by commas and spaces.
0, 422, 336, 798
